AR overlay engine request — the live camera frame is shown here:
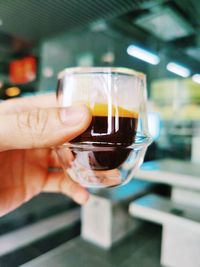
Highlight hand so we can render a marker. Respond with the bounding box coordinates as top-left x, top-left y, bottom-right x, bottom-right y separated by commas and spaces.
0, 94, 92, 216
